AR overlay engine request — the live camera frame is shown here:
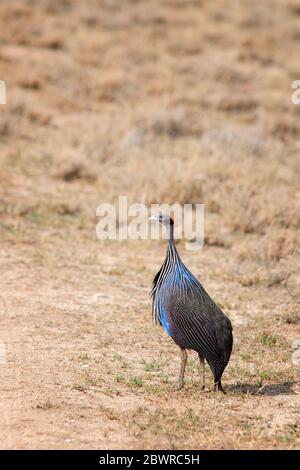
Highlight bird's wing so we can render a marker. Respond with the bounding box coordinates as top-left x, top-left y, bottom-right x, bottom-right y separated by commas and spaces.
172, 299, 221, 363
150, 265, 163, 298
